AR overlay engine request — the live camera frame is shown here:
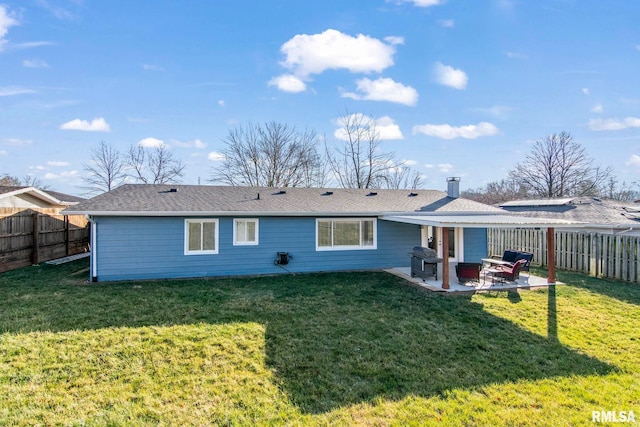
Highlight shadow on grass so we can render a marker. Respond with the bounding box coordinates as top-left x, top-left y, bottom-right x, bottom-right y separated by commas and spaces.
533, 267, 640, 306
0, 259, 616, 414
